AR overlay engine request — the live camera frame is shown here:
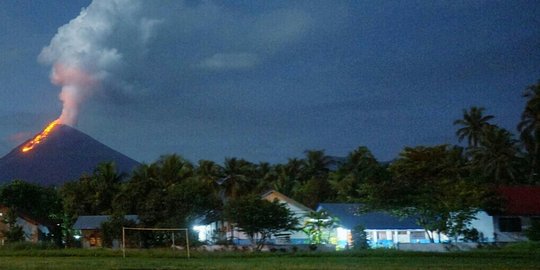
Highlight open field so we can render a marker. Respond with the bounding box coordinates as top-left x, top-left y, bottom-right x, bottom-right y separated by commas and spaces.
1, 246, 540, 270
